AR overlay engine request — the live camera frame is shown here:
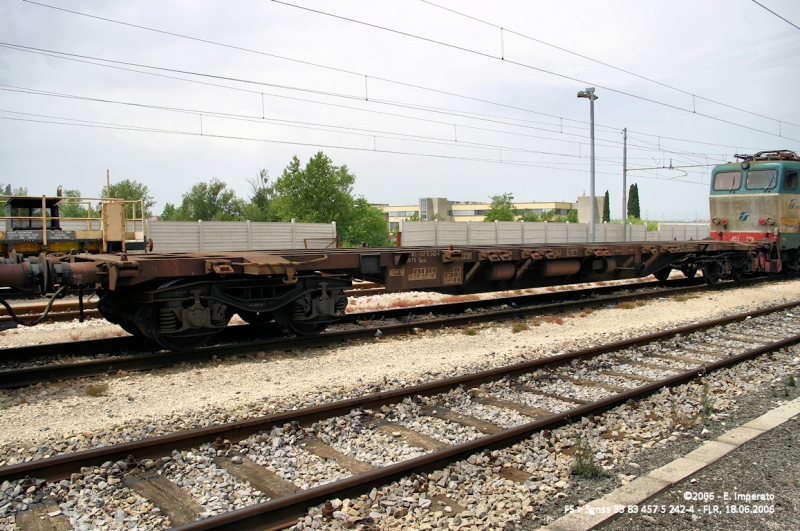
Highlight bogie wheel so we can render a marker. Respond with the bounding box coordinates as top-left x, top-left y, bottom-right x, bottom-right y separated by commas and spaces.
273, 306, 329, 336
702, 264, 721, 284
731, 268, 746, 282
681, 266, 698, 279
653, 268, 672, 283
